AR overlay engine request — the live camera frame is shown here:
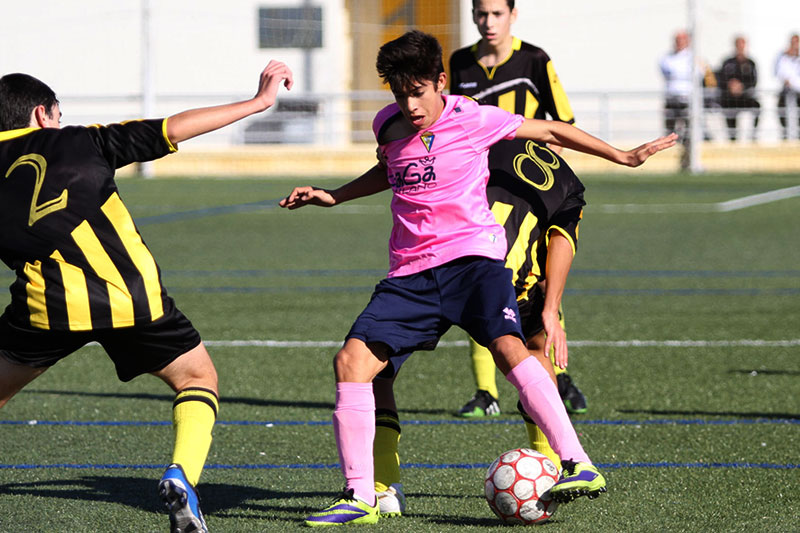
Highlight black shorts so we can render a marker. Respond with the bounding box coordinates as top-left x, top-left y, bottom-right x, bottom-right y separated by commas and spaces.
518, 284, 545, 340
0, 305, 202, 382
